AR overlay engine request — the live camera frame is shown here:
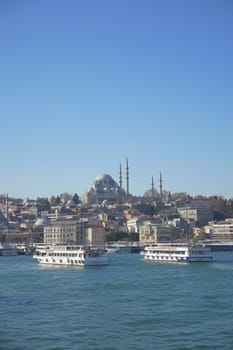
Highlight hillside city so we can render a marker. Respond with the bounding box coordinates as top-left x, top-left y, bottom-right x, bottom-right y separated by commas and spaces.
1, 171, 233, 248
